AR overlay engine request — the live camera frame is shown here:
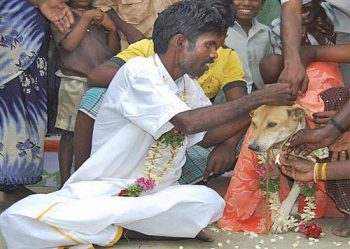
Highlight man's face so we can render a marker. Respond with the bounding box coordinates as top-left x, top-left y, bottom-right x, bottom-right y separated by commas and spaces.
233, 0, 263, 22
178, 32, 222, 78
